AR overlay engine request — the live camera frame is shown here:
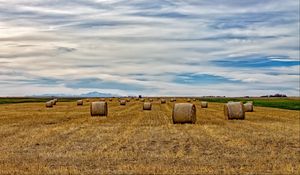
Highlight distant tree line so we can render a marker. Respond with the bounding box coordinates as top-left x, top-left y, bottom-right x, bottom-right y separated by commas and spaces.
261, 94, 287, 97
